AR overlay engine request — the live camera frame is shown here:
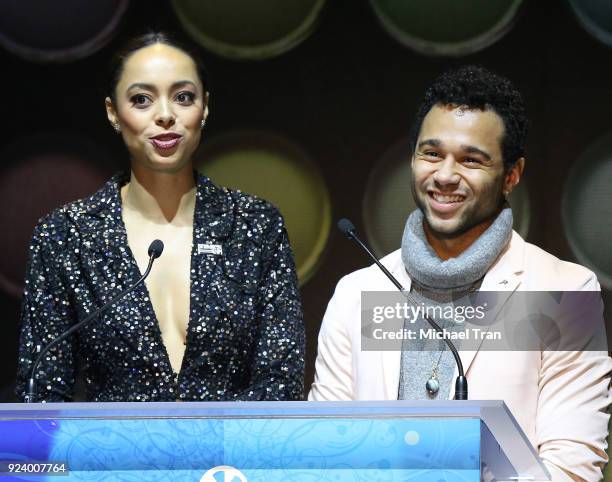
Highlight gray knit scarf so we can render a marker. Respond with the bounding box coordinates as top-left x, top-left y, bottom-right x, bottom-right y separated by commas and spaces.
401, 206, 513, 292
